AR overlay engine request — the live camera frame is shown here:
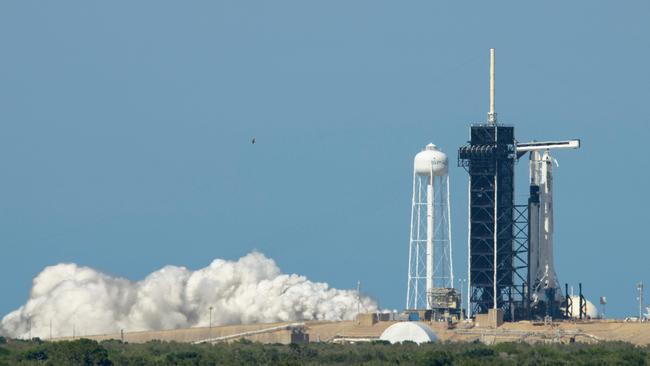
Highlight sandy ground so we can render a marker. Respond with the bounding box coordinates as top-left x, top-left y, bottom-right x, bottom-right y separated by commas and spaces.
55, 319, 650, 345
